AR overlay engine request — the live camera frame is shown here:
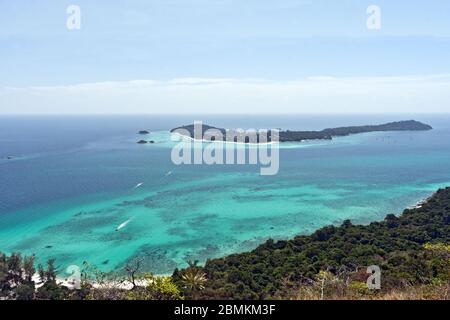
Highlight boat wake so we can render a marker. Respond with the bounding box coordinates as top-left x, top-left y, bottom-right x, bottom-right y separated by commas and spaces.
116, 219, 132, 231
